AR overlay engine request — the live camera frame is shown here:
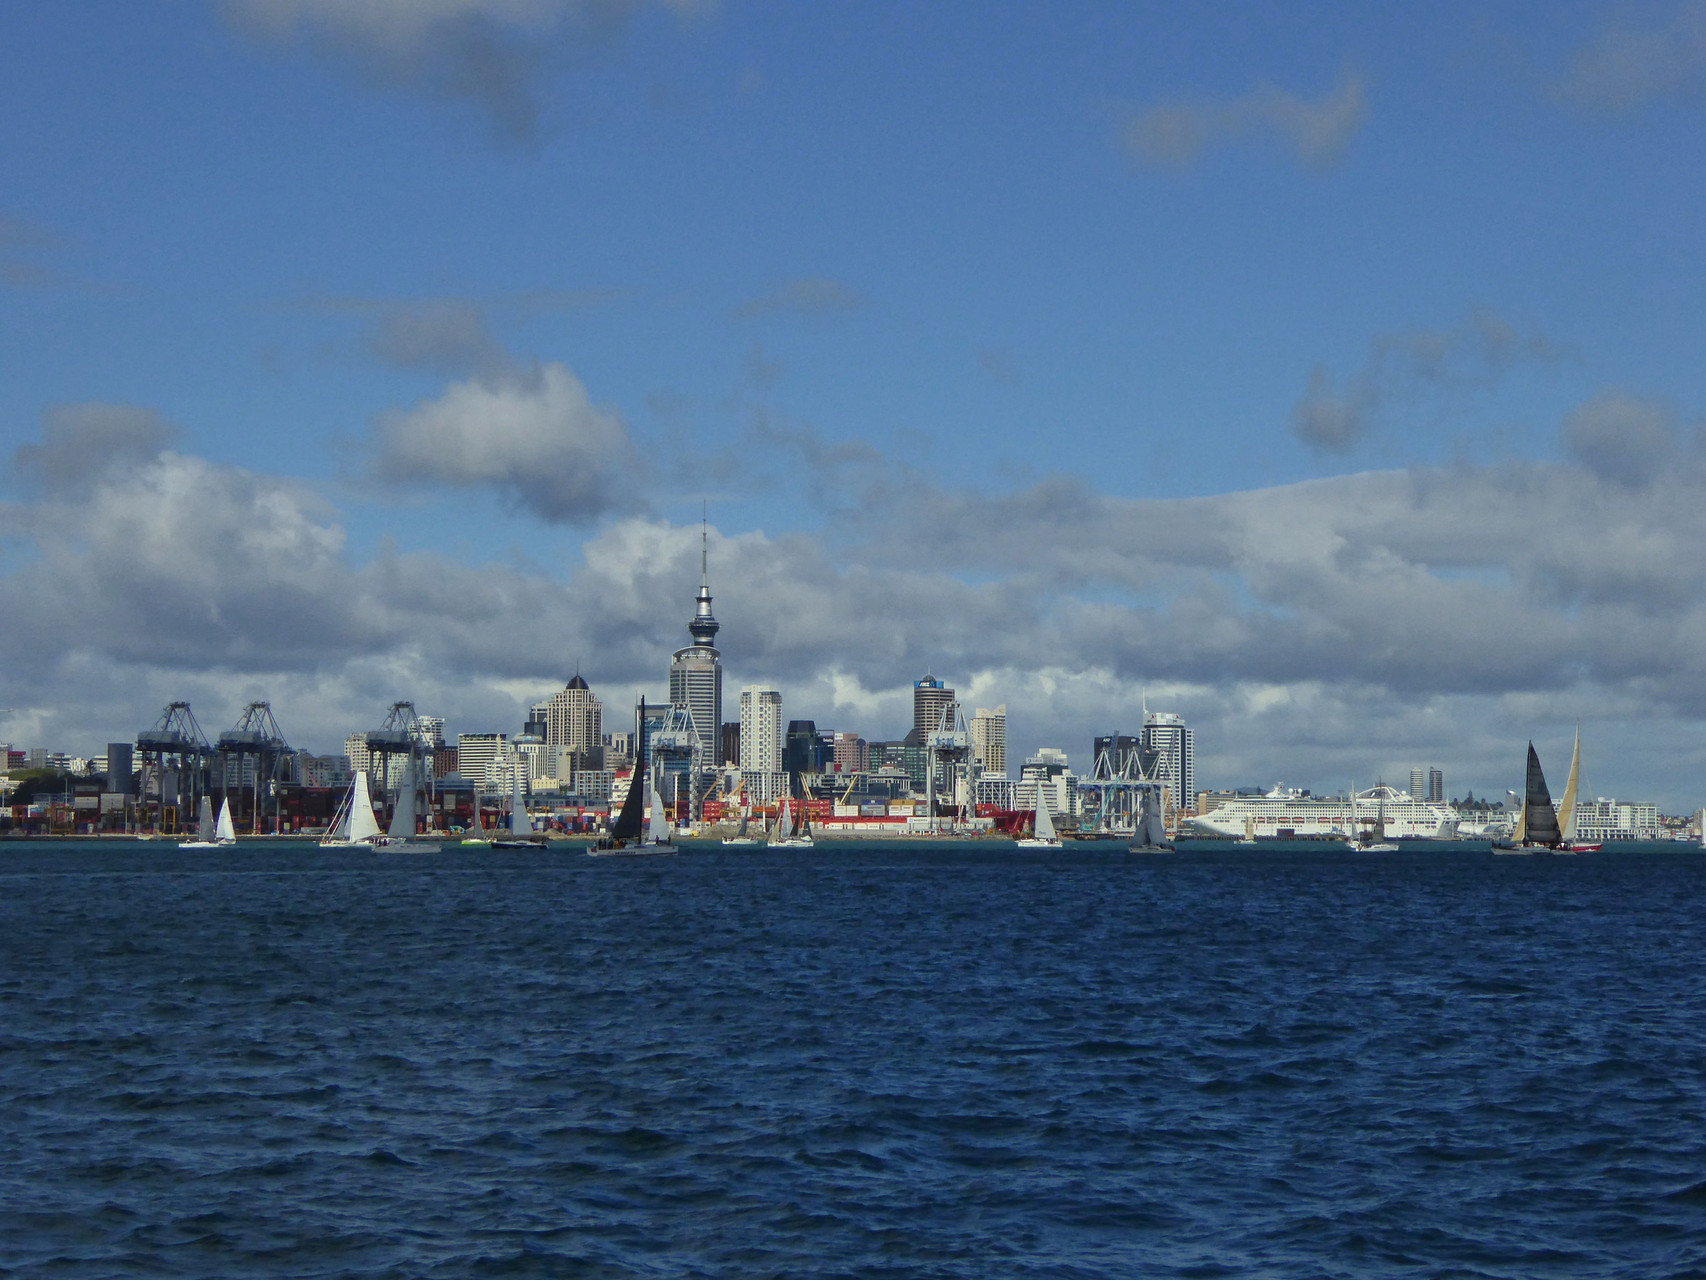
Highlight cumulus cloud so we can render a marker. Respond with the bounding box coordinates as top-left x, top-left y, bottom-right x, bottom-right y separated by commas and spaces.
223, 0, 705, 140
1559, 1, 1706, 110
737, 277, 866, 319
14, 404, 181, 493
8, 386, 1706, 803
1292, 311, 1568, 451
1122, 74, 1367, 169
1560, 390, 1682, 487
371, 360, 633, 522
